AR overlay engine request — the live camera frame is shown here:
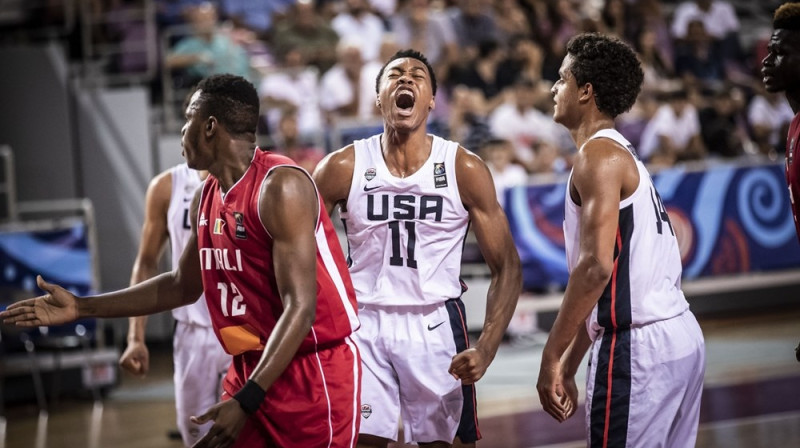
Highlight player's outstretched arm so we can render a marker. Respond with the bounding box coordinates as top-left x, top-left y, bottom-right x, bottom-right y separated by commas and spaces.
1, 189, 204, 327
448, 147, 522, 385
312, 144, 355, 217
1, 275, 79, 326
